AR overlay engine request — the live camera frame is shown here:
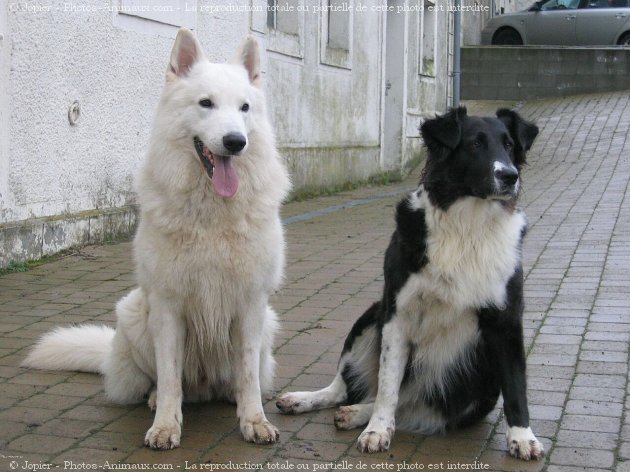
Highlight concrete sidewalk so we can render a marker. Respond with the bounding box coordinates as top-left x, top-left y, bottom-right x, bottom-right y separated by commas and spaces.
1, 91, 629, 472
